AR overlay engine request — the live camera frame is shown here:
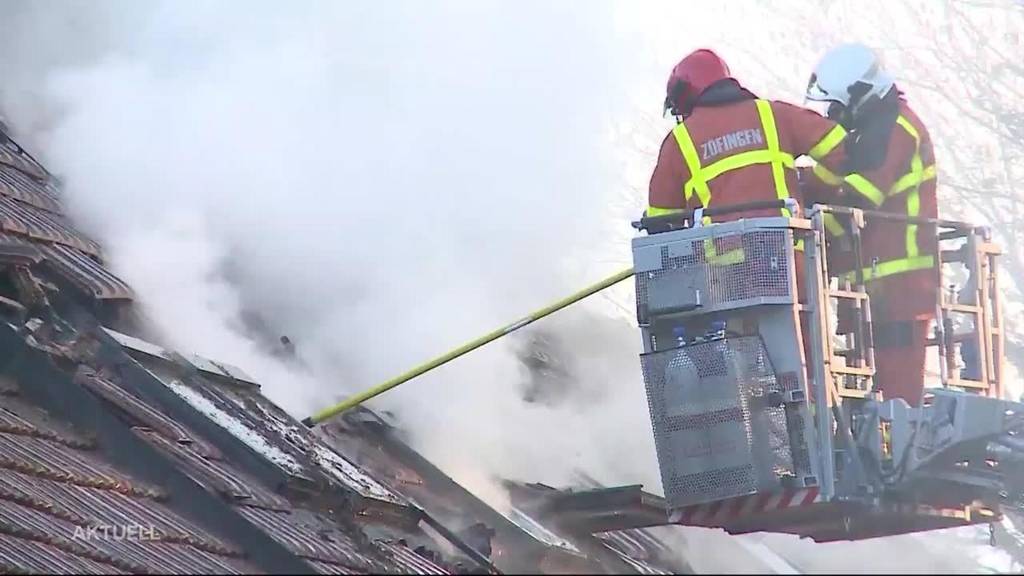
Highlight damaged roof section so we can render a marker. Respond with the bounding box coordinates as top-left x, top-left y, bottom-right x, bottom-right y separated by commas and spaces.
0, 128, 477, 574
80, 329, 478, 573
0, 137, 50, 183
0, 231, 42, 266
0, 117, 695, 574
504, 480, 688, 575
39, 243, 133, 301
529, 483, 670, 534
102, 328, 259, 389
0, 133, 132, 305
0, 194, 101, 256
0, 313, 471, 573
101, 326, 410, 511
319, 408, 693, 574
